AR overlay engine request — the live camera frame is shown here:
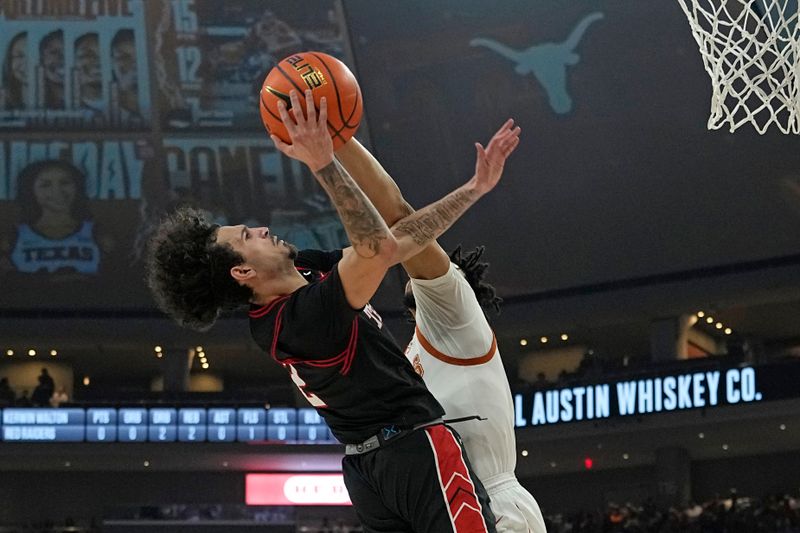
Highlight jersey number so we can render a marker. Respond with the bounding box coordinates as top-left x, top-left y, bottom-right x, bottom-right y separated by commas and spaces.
287, 364, 327, 407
